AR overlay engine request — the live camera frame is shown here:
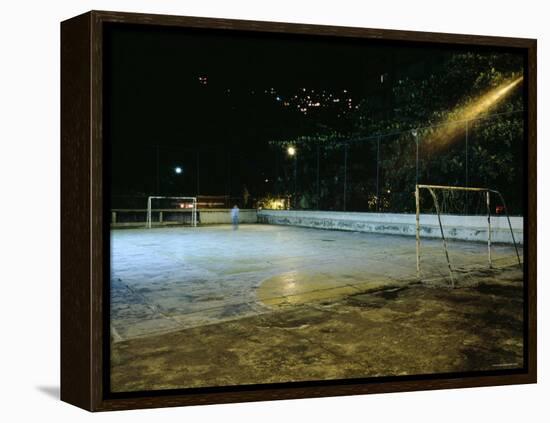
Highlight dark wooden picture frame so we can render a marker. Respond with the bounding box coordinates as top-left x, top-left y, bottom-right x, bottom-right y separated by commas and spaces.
61, 10, 536, 411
